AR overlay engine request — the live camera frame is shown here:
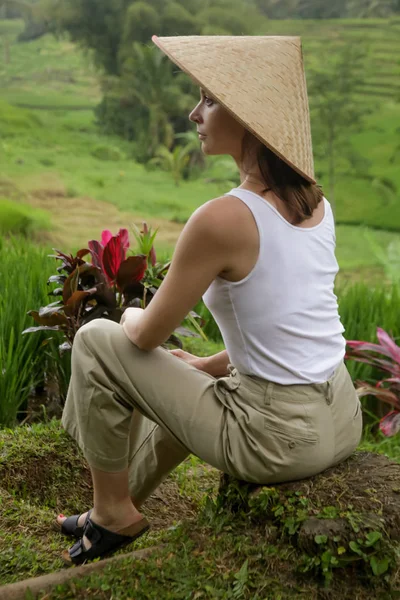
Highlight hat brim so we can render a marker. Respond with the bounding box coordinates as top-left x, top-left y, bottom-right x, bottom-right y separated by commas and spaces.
152, 35, 316, 185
